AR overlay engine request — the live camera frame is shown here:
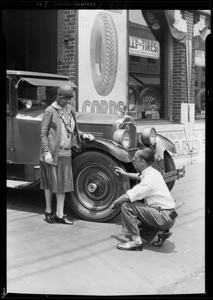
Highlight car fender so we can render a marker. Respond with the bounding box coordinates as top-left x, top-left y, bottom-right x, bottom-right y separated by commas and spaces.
155, 134, 176, 159
80, 138, 132, 163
